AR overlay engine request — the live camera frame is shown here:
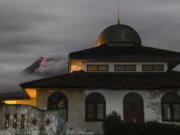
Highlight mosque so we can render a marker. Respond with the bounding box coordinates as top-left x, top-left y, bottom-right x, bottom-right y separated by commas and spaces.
1, 21, 180, 134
